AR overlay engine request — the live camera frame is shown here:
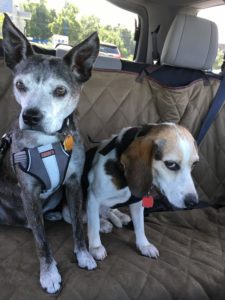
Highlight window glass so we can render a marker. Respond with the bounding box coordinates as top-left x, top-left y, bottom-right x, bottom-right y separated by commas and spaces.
198, 6, 225, 72
0, 0, 138, 60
